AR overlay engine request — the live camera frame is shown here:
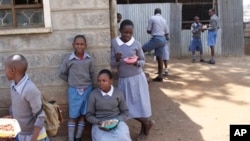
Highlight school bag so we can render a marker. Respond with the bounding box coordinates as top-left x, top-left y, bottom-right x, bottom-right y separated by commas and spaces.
29, 96, 63, 137
42, 96, 63, 136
